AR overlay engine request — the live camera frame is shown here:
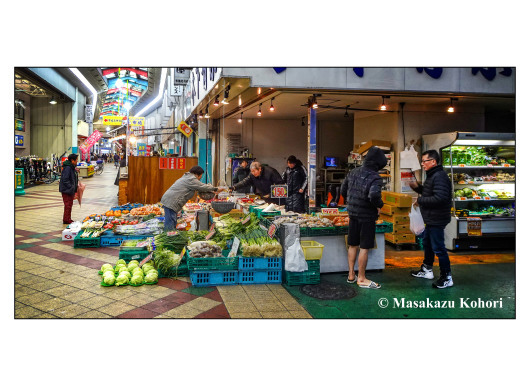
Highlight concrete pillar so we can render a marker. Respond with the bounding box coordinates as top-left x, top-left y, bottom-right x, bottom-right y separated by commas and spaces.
72, 87, 78, 154
198, 119, 212, 184
308, 108, 317, 209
